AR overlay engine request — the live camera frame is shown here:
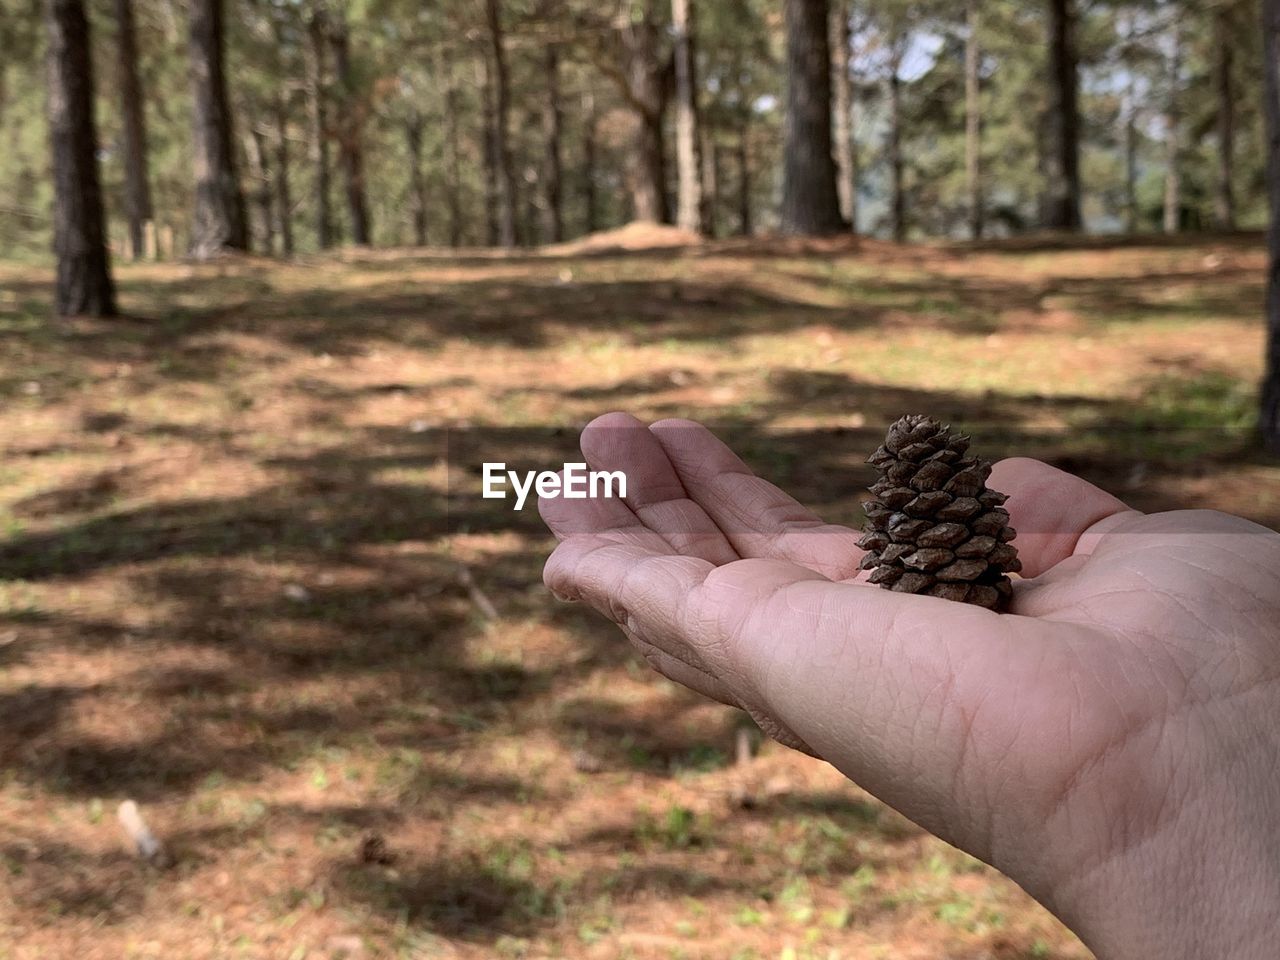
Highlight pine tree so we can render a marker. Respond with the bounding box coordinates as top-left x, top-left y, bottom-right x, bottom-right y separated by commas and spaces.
781, 0, 845, 235
113, 0, 152, 261
485, 0, 516, 247
306, 8, 334, 249
1042, 0, 1082, 230
830, 0, 858, 231
327, 10, 371, 246
672, 0, 705, 234
189, 0, 248, 257
1262, 0, 1280, 452
45, 0, 116, 316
